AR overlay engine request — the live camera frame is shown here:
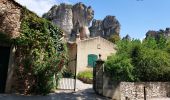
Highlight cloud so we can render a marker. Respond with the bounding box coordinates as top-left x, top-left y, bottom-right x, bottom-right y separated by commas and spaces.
15, 0, 72, 16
